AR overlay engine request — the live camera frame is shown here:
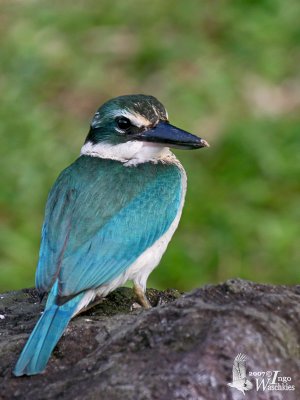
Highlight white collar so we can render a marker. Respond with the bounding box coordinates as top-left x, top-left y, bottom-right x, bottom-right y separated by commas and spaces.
80, 140, 174, 166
